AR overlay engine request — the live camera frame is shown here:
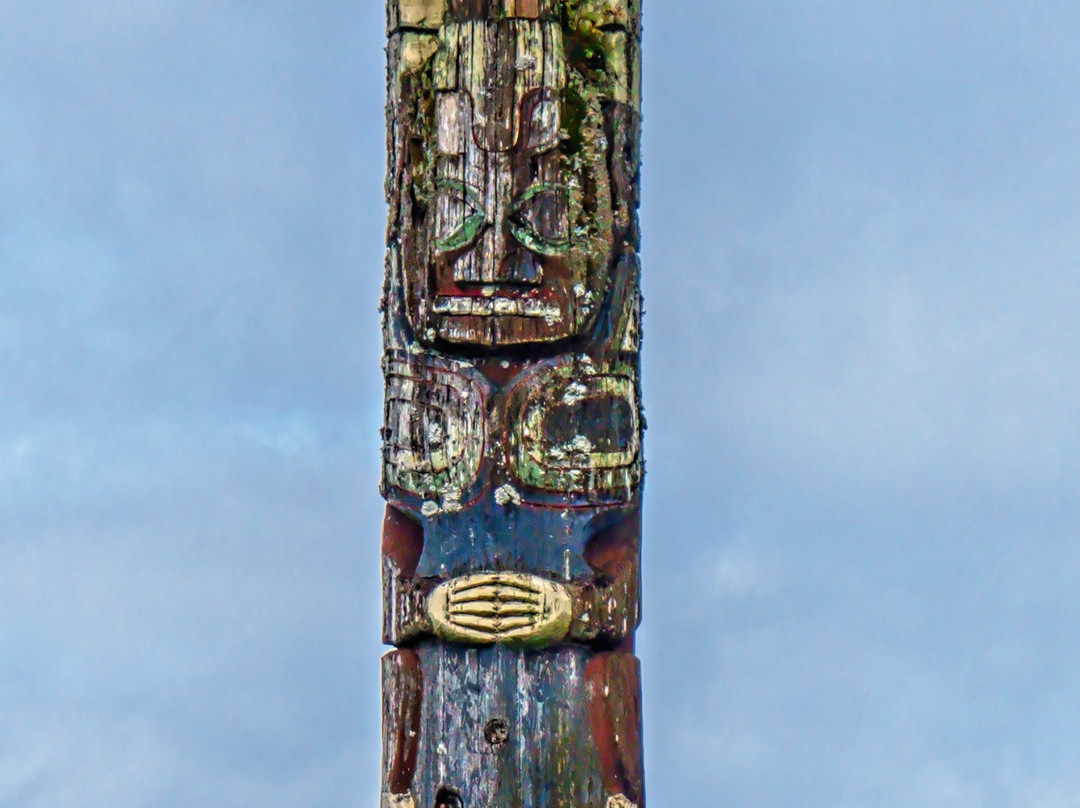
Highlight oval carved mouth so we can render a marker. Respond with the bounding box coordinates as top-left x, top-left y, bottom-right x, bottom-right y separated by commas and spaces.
428, 571, 573, 648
